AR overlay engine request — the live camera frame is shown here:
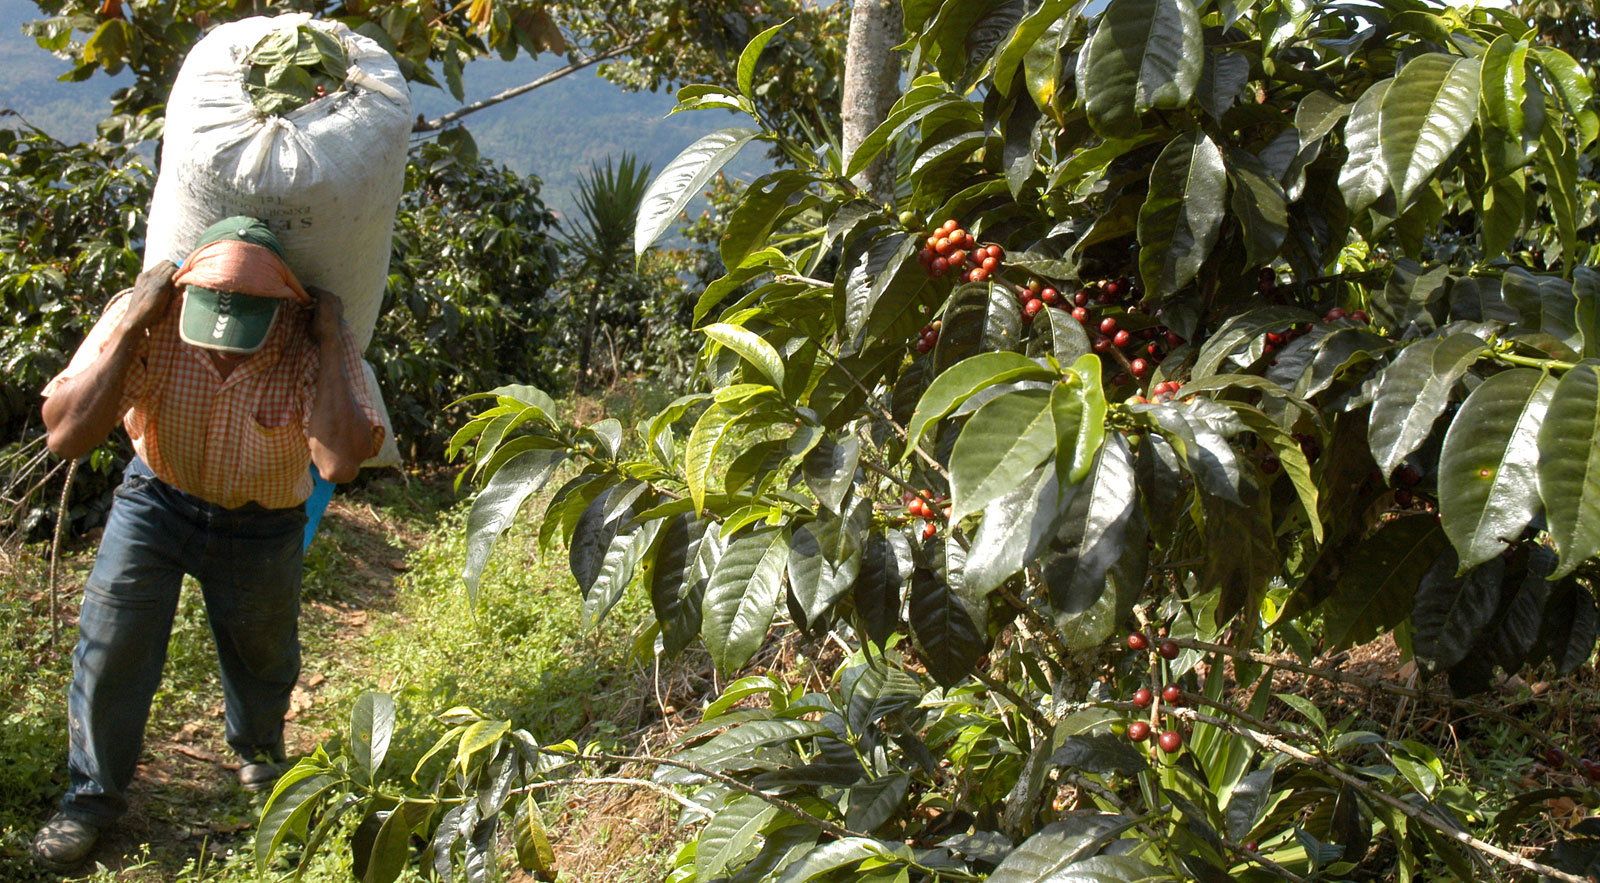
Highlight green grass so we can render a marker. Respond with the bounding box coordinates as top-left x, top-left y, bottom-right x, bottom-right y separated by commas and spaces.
0, 457, 676, 882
